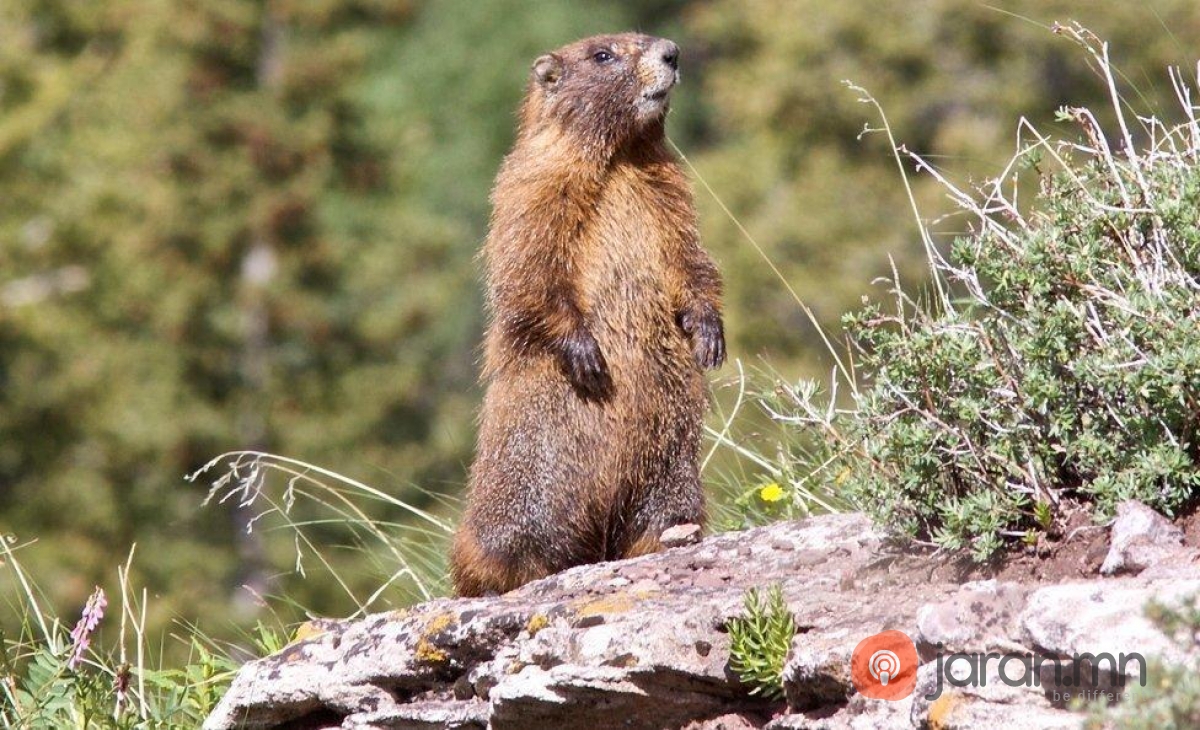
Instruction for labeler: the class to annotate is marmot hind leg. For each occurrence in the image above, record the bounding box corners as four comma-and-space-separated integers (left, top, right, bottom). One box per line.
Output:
617, 466, 705, 560
450, 524, 555, 597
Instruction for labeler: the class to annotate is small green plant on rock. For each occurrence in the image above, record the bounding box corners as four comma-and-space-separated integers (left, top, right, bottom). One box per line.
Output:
728, 583, 796, 700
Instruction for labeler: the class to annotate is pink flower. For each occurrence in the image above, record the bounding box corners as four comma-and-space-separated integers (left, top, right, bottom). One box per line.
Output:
67, 586, 106, 670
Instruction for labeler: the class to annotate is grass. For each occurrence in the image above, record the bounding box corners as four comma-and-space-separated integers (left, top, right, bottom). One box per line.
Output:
0, 451, 454, 727
0, 539, 243, 728
190, 450, 455, 613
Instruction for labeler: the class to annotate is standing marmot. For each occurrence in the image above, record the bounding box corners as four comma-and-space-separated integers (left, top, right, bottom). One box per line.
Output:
451, 33, 725, 597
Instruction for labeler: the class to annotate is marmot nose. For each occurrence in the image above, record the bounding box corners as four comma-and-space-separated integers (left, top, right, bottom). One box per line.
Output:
654, 39, 679, 70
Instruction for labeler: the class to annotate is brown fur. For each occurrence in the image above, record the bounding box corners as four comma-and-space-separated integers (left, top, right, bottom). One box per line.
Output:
451, 33, 725, 597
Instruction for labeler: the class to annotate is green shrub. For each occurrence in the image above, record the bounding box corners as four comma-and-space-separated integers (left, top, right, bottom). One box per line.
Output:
728, 583, 796, 699
770, 27, 1200, 559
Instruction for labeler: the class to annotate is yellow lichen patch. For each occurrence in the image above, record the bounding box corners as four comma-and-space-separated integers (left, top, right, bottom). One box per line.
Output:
573, 593, 636, 618
927, 693, 960, 730
631, 586, 662, 600
415, 639, 449, 664
277, 643, 309, 663
526, 613, 550, 635
422, 612, 457, 635
413, 611, 458, 665
290, 621, 327, 644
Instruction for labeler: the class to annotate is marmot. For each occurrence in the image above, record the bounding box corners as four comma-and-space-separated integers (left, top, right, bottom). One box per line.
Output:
451, 33, 725, 597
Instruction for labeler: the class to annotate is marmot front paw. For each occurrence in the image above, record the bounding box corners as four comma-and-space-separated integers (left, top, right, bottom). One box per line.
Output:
561, 328, 612, 399
679, 306, 726, 370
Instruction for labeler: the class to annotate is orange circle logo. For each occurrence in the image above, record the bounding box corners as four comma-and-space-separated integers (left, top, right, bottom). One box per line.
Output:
850, 630, 918, 700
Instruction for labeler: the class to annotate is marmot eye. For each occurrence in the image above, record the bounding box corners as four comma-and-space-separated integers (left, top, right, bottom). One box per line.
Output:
592, 50, 615, 64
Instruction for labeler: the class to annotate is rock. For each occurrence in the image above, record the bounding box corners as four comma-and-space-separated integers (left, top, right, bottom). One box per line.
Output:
344, 699, 488, 729
489, 664, 735, 729
204, 513, 1200, 730
918, 692, 1081, 730
914, 580, 1029, 652
910, 656, 1079, 729
766, 693, 912, 729
683, 713, 763, 730
782, 631, 857, 711
1100, 500, 1186, 576
662, 523, 704, 548
1021, 581, 1200, 668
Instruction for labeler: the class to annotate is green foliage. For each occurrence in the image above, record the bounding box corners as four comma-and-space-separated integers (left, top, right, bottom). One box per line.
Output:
139, 641, 239, 725
0, 630, 239, 728
686, 2, 1200, 520
0, 0, 476, 641
0, 543, 239, 728
1084, 597, 1200, 729
713, 448, 841, 531
727, 583, 796, 700
769, 29, 1200, 560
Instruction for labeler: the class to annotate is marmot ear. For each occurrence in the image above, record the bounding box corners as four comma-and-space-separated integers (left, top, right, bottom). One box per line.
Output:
532, 54, 564, 87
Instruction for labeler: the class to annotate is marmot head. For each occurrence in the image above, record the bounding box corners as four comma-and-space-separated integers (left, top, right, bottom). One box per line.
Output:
520, 33, 681, 156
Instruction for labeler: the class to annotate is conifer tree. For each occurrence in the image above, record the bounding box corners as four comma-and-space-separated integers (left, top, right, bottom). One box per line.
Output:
0, 0, 474, 624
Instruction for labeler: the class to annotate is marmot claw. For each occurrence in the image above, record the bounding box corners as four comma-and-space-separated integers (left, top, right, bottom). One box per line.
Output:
680, 307, 726, 370
561, 328, 613, 399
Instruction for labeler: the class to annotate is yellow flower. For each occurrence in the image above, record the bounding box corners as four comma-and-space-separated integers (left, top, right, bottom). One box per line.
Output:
758, 482, 786, 503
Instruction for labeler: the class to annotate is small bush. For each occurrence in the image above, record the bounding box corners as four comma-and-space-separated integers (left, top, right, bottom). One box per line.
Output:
727, 583, 796, 699
770, 28, 1200, 559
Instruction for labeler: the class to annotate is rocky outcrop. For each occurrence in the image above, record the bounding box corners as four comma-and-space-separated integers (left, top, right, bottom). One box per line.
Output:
205, 507, 1200, 730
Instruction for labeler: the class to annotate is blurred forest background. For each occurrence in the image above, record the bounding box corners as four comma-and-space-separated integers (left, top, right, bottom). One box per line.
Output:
1, 0, 1198, 648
